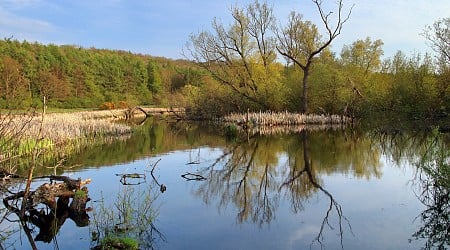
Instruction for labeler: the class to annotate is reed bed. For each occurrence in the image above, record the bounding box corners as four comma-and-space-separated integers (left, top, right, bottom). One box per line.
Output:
245, 124, 346, 136
23, 112, 131, 143
1, 110, 132, 164
223, 111, 351, 126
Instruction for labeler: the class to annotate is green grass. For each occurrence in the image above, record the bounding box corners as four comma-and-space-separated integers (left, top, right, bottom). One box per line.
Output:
99, 236, 139, 250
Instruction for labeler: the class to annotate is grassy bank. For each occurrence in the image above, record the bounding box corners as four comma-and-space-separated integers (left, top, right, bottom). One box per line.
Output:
0, 109, 132, 173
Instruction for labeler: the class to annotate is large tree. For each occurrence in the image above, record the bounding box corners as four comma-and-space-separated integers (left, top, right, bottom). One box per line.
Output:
276, 0, 353, 113
186, 1, 280, 110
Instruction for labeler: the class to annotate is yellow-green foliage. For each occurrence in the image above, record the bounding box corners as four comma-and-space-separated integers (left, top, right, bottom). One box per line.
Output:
17, 138, 54, 155
74, 189, 87, 199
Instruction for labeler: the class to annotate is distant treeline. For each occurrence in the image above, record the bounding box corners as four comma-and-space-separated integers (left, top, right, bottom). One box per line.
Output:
0, 38, 448, 122
0, 39, 205, 109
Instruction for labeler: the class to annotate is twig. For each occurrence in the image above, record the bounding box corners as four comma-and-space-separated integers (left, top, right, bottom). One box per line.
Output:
149, 159, 166, 193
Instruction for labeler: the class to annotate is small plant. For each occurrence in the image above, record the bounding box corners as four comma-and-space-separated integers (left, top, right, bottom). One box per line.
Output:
90, 185, 163, 249
74, 189, 87, 199
97, 236, 139, 250
224, 124, 238, 138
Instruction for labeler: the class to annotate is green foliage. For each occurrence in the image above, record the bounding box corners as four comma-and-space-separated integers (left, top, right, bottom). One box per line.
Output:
74, 189, 88, 199
0, 26, 448, 123
224, 124, 238, 138
340, 37, 384, 74
98, 236, 139, 250
0, 40, 201, 109
147, 59, 162, 94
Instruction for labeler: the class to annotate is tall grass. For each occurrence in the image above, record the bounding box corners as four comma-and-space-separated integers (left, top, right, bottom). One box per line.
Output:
223, 111, 352, 126
0, 110, 132, 172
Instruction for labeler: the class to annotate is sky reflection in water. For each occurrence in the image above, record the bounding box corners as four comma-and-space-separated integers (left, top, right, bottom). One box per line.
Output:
2, 120, 439, 250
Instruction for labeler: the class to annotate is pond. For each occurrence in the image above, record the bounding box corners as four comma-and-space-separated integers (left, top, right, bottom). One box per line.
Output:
1, 118, 448, 249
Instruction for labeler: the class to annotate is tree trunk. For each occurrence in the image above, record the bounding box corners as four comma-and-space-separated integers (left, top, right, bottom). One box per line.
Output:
302, 67, 310, 114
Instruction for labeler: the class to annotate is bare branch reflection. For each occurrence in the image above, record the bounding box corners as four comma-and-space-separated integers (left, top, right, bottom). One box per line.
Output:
410, 129, 449, 249
193, 128, 380, 247
279, 131, 352, 249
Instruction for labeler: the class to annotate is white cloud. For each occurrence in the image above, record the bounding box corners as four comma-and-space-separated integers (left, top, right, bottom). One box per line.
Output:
0, 7, 55, 41
287, 225, 320, 248
335, 0, 449, 56
1, 0, 42, 9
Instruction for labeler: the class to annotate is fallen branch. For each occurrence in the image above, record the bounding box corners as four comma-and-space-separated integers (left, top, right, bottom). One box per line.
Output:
150, 159, 166, 193
115, 173, 146, 185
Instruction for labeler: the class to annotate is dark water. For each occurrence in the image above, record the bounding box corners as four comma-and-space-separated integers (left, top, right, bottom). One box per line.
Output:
1, 119, 448, 250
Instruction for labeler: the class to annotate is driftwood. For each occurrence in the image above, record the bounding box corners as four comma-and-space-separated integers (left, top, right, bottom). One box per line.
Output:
124, 106, 186, 121
150, 159, 166, 193
2, 175, 91, 244
116, 173, 146, 185
124, 106, 150, 120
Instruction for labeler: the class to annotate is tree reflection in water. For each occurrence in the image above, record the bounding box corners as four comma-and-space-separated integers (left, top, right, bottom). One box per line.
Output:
370, 128, 449, 249
195, 128, 381, 248
280, 131, 352, 248
410, 129, 449, 249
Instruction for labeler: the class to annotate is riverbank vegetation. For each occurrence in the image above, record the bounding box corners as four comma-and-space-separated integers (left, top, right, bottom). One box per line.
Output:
0, 109, 131, 176
0, 11, 448, 126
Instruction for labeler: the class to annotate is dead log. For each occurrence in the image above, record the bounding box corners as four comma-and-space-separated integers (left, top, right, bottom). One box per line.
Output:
2, 175, 91, 244
124, 106, 150, 120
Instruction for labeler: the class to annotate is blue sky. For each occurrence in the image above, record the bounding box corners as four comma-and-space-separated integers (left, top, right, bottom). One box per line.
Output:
0, 0, 448, 59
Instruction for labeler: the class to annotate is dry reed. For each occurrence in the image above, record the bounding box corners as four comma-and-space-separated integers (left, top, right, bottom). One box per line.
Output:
223, 111, 351, 126
5, 110, 132, 146
245, 124, 346, 136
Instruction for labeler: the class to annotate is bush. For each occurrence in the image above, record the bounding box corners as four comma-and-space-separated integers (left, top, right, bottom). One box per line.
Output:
99, 102, 115, 110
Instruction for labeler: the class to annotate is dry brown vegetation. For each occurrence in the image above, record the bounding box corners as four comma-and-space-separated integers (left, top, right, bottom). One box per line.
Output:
0, 109, 133, 175
6, 110, 132, 144
223, 111, 351, 126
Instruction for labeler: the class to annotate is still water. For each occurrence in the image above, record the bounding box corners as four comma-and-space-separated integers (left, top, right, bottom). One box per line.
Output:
1, 118, 448, 250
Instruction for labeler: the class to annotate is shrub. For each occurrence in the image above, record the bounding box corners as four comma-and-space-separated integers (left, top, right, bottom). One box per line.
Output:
99, 102, 115, 110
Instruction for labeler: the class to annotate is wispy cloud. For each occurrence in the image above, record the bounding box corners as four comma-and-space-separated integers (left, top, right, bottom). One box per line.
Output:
335, 0, 448, 56
0, 6, 55, 41
0, 0, 446, 59
1, 0, 42, 9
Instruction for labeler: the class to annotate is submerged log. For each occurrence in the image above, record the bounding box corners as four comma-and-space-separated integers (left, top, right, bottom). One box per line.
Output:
2, 175, 92, 243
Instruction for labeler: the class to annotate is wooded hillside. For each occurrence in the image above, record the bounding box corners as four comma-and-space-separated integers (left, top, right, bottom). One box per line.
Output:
0, 39, 205, 109
0, 37, 448, 122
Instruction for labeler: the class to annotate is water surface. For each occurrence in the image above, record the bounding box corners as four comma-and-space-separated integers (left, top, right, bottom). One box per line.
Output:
1, 119, 447, 249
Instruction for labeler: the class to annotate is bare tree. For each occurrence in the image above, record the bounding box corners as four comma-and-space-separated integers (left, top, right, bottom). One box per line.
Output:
186, 1, 278, 110
276, 0, 353, 113
422, 18, 450, 109
422, 18, 450, 66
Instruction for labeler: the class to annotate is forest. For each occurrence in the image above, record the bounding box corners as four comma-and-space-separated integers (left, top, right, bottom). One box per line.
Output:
0, 2, 448, 125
